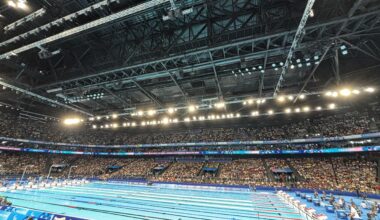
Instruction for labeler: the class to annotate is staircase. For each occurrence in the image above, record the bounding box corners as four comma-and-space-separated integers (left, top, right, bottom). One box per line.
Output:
262, 159, 275, 181
197, 162, 206, 176
286, 159, 304, 181
329, 158, 339, 185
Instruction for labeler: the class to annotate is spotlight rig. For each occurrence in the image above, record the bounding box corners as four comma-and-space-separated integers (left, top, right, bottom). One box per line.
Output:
163, 0, 193, 21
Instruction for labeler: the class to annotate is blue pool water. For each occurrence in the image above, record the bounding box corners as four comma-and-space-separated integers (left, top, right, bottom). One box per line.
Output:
0, 182, 305, 220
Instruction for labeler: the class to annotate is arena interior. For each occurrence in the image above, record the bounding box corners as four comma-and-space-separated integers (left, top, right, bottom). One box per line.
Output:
0, 0, 379, 219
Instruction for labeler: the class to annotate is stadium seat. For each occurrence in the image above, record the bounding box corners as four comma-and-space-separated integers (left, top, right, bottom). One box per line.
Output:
313, 199, 321, 206
26, 210, 44, 218
0, 210, 11, 220
325, 205, 335, 213
336, 210, 348, 219
306, 195, 313, 202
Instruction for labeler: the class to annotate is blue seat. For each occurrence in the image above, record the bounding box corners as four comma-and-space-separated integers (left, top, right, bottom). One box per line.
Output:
325, 205, 335, 213
38, 212, 55, 220
313, 199, 321, 206
301, 193, 306, 199
26, 210, 44, 218
336, 210, 348, 219
295, 191, 301, 197
11, 213, 29, 220
13, 208, 28, 216
0, 210, 12, 220
306, 195, 313, 202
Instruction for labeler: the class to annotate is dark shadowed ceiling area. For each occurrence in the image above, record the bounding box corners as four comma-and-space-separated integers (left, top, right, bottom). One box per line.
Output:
0, 0, 379, 122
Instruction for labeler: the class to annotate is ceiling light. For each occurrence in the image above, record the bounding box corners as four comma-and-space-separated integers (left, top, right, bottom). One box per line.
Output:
167, 107, 176, 114
188, 105, 197, 112
235, 113, 241, 118
295, 108, 300, 113
89, 117, 95, 121
122, 123, 127, 127
287, 95, 294, 101
16, 1, 27, 10
277, 96, 285, 102
184, 117, 190, 122
8, 1, 16, 8
290, 65, 295, 69
112, 114, 118, 119
113, 123, 118, 128
299, 94, 305, 99
214, 102, 225, 109
92, 125, 97, 129
141, 121, 146, 126
147, 109, 156, 116
303, 106, 310, 112
63, 118, 81, 125
352, 89, 360, 95
285, 108, 292, 114
267, 110, 274, 115
309, 9, 315, 17
131, 122, 136, 127
316, 106, 322, 111
162, 117, 169, 124
339, 88, 351, 96
137, 111, 144, 116
365, 87, 375, 93
251, 111, 259, 116
328, 103, 336, 109
247, 99, 254, 105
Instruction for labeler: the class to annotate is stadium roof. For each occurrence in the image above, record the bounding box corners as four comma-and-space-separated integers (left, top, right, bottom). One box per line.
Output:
0, 0, 379, 119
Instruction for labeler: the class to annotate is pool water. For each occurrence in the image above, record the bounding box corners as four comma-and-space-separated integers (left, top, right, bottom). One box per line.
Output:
0, 182, 305, 220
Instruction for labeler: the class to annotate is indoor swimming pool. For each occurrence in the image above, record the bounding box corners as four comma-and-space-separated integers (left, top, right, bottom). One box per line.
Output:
0, 182, 305, 220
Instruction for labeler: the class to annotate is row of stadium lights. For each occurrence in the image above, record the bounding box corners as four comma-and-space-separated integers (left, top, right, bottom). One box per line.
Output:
64, 93, 105, 104
87, 87, 375, 121
233, 46, 349, 78
232, 56, 321, 77
91, 103, 337, 129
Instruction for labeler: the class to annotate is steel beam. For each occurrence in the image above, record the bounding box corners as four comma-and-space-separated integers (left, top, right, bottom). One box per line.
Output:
0, 79, 92, 116
273, 0, 315, 97
293, 44, 332, 103
131, 79, 163, 107
0, 0, 171, 60
36, 9, 380, 92
209, 51, 223, 99
168, 71, 187, 99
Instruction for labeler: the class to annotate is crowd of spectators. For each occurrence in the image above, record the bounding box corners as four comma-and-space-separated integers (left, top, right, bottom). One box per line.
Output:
0, 152, 378, 194
332, 158, 377, 193
291, 158, 338, 190
0, 110, 373, 147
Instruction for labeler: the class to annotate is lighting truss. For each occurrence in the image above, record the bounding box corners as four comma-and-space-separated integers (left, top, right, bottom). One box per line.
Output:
0, 0, 170, 60
3, 8, 46, 32
273, 0, 315, 96
0, 0, 119, 48
0, 79, 92, 116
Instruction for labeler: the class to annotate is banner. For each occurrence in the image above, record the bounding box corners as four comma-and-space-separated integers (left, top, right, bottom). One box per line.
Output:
0, 132, 378, 148
0, 145, 378, 156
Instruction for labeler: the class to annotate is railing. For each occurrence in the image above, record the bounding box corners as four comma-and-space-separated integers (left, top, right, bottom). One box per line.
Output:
0, 145, 378, 156
0, 132, 379, 148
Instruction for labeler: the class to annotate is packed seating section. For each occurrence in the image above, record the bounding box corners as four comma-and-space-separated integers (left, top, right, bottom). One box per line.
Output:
0, 153, 377, 194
